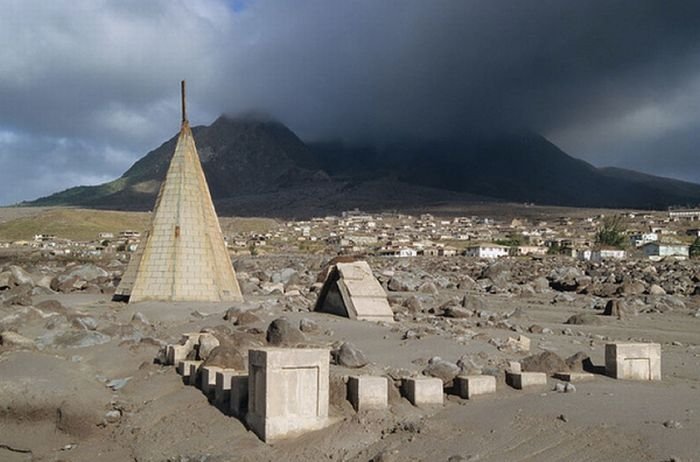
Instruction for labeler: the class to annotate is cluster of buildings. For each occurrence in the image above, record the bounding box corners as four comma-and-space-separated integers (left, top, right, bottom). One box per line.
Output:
0, 230, 143, 259
2, 208, 698, 262
224, 208, 697, 261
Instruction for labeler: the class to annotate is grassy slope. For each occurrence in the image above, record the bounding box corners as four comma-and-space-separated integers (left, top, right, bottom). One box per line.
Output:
0, 207, 279, 242
0, 208, 152, 241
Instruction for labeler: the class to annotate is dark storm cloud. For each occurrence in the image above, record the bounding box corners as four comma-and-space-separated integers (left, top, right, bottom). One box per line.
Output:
1, 0, 699, 204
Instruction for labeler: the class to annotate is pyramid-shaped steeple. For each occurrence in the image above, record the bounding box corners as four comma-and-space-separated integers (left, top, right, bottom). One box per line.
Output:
115, 81, 243, 303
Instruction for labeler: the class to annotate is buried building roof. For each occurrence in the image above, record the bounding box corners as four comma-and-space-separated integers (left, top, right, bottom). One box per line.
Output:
314, 260, 394, 323
114, 81, 242, 303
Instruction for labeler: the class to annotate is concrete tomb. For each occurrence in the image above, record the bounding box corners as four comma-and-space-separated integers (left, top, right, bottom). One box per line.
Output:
314, 261, 394, 323
402, 377, 444, 406
200, 366, 223, 398
177, 359, 202, 377
246, 348, 332, 442
347, 376, 389, 411
214, 369, 241, 407
166, 344, 191, 366
229, 374, 249, 418
506, 371, 548, 389
455, 375, 496, 399
605, 343, 661, 380
165, 332, 217, 366
114, 81, 242, 303
187, 362, 201, 386
508, 361, 522, 373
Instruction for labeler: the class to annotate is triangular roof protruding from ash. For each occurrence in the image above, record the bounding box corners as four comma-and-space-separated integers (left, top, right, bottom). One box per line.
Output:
114, 81, 243, 303
315, 260, 394, 323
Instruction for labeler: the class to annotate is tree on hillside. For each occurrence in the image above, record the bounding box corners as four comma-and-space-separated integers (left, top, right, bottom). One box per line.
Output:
691, 236, 700, 258
595, 215, 627, 249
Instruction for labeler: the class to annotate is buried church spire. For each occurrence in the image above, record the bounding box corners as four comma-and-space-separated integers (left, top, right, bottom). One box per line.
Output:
114, 81, 243, 303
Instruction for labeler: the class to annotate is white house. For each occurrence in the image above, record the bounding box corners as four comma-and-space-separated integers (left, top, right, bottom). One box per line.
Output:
591, 248, 626, 261
439, 246, 458, 257
669, 209, 700, 221
515, 245, 548, 256
464, 244, 509, 259
398, 247, 418, 257
119, 230, 141, 239
642, 242, 689, 261
629, 232, 658, 247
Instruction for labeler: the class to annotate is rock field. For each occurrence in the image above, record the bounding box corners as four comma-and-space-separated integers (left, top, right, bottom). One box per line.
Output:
0, 254, 699, 461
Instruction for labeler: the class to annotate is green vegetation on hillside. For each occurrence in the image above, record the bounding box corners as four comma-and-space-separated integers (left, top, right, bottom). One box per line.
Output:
0, 208, 279, 242
0, 208, 151, 241
595, 215, 627, 249
691, 236, 700, 259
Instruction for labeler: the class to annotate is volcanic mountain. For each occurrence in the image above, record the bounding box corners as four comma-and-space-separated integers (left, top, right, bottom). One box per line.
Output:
29, 115, 700, 216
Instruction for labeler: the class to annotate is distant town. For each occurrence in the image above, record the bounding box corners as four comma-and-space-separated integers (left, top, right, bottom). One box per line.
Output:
11, 207, 700, 262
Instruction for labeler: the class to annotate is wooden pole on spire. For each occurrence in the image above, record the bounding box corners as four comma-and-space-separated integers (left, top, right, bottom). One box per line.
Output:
181, 80, 187, 126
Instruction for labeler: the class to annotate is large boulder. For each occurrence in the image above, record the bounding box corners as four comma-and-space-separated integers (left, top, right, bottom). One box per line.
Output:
387, 274, 417, 292
0, 271, 16, 289
482, 261, 511, 287
652, 295, 686, 312
1, 283, 33, 306
197, 333, 221, 360
565, 313, 602, 325
0, 331, 36, 350
65, 264, 109, 282
423, 357, 461, 386
403, 295, 426, 313
548, 267, 587, 292
271, 268, 298, 285
35, 299, 67, 314
266, 317, 305, 346
443, 306, 473, 318
418, 281, 439, 295
461, 294, 486, 311
521, 351, 569, 374
618, 281, 645, 296
201, 345, 246, 370
335, 342, 368, 368
8, 265, 35, 286
532, 277, 550, 293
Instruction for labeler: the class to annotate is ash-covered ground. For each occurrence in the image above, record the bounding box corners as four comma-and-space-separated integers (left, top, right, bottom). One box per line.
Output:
1, 254, 699, 461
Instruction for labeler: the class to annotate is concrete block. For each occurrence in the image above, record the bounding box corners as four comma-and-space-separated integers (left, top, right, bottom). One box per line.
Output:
187, 362, 201, 386
166, 344, 190, 365
553, 372, 595, 382
214, 369, 240, 407
229, 374, 249, 418
246, 348, 332, 442
605, 343, 661, 380
455, 375, 496, 399
177, 360, 202, 377
401, 377, 443, 406
200, 366, 223, 397
347, 376, 388, 411
506, 372, 547, 389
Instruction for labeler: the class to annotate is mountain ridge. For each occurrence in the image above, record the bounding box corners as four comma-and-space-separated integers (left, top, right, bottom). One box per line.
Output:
27, 115, 700, 216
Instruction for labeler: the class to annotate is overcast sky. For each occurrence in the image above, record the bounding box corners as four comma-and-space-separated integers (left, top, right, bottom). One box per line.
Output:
1, 0, 700, 205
